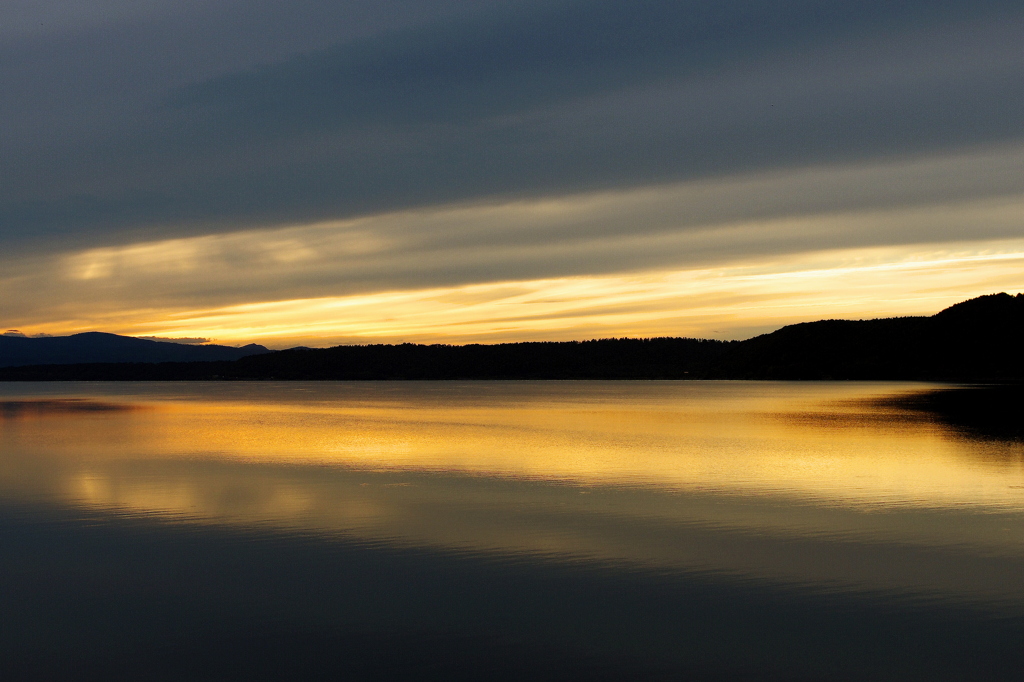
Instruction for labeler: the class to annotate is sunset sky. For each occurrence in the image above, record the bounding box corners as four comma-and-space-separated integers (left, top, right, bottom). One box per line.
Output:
2, 0, 1022, 348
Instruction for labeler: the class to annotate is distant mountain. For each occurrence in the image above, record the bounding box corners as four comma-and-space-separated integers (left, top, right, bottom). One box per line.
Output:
0, 332, 270, 368
0, 293, 1020, 381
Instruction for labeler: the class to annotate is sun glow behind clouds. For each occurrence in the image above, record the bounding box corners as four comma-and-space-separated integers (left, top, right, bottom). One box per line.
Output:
3, 146, 1022, 346
43, 239, 1024, 347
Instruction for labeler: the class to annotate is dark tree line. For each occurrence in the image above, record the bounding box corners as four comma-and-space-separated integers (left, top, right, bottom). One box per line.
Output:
1, 293, 1021, 382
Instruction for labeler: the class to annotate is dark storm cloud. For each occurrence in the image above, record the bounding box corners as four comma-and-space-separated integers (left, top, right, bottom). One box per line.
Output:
1, 0, 1023, 252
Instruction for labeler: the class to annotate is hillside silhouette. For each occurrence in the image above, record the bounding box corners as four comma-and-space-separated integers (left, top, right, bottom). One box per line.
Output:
711, 292, 1024, 380
0, 293, 1020, 381
0, 332, 269, 368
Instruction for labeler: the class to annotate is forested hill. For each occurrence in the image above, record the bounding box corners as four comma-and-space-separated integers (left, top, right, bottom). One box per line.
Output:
711, 292, 1024, 380
213, 337, 730, 380
0, 293, 1021, 381
0, 338, 733, 381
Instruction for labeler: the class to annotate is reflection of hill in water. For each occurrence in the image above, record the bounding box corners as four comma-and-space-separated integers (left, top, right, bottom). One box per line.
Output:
888, 386, 1024, 443
0, 399, 143, 419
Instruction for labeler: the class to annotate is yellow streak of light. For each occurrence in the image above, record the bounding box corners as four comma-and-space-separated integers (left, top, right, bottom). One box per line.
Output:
8, 142, 1024, 344
116, 239, 1024, 346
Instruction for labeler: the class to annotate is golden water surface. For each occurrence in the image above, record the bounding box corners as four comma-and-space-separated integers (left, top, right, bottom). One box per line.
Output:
2, 381, 1022, 610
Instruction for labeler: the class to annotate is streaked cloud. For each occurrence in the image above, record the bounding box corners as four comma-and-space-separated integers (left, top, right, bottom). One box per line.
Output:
2, 1, 1022, 340
3, 1, 1023, 248
2, 146, 1022, 345
7, 240, 1022, 346
125, 243, 1024, 347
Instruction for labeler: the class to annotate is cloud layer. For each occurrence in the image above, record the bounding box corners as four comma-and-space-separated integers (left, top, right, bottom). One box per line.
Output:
2, 1, 1023, 341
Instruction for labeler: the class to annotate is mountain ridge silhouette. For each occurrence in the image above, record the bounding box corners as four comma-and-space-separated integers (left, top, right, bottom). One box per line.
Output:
0, 293, 1020, 381
0, 332, 269, 368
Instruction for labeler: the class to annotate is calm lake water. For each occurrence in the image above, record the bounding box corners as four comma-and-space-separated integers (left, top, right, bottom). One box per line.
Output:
1, 381, 1022, 680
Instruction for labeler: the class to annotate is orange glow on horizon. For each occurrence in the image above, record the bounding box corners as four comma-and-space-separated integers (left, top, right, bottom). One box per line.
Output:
5, 146, 1024, 347
14, 238, 1024, 348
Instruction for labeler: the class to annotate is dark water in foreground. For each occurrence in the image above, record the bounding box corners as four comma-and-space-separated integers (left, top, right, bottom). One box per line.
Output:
1, 381, 1022, 681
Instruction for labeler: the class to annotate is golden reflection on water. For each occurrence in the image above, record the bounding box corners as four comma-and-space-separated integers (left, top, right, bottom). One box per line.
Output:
3, 382, 1021, 507
2, 381, 1023, 607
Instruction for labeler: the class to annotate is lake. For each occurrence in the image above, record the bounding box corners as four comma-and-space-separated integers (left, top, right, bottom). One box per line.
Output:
1, 381, 1022, 680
